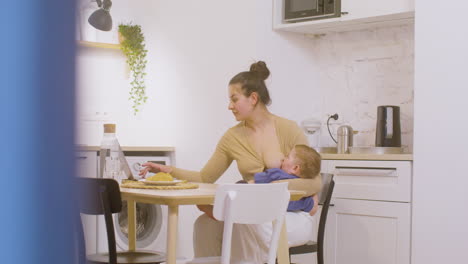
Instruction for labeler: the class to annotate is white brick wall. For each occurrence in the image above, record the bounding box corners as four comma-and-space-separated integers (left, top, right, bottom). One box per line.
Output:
310, 25, 414, 151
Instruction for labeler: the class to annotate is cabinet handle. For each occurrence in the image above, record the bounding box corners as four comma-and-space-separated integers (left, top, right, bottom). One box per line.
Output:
76, 156, 88, 160
341, 12, 349, 15
335, 166, 396, 177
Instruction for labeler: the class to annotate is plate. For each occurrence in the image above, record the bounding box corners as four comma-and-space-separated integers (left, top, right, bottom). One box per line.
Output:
140, 179, 183, 186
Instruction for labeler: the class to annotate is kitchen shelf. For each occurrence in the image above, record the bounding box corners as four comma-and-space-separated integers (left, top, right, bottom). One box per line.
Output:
78, 41, 121, 50
76, 145, 175, 152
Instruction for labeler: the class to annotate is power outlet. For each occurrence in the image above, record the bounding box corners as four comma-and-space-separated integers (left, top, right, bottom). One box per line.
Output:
328, 113, 339, 121
325, 113, 342, 144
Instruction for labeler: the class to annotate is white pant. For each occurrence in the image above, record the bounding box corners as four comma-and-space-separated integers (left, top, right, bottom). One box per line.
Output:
193, 211, 316, 263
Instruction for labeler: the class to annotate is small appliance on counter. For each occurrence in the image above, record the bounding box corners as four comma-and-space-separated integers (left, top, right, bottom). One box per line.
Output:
301, 118, 322, 148
376, 105, 401, 147
337, 125, 353, 154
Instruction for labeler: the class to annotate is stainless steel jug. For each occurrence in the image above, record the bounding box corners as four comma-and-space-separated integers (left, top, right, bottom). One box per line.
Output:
337, 125, 353, 154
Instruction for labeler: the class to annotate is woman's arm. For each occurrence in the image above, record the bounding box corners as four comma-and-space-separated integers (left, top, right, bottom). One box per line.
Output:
140, 131, 234, 183
169, 147, 233, 183
274, 175, 322, 196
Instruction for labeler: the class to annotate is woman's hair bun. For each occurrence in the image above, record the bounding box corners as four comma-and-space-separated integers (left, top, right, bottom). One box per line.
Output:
249, 61, 270, 81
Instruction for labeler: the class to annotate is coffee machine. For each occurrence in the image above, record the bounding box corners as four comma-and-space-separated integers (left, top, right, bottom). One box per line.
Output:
375, 105, 401, 147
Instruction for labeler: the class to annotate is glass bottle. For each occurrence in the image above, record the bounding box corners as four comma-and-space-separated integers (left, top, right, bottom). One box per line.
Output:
99, 124, 123, 181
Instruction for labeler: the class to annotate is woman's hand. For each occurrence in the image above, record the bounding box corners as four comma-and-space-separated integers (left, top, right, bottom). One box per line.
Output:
139, 162, 172, 177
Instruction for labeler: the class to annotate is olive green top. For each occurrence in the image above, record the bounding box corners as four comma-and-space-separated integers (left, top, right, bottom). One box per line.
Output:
171, 115, 322, 196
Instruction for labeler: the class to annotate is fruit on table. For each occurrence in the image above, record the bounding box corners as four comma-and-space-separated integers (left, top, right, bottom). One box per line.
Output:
147, 172, 174, 182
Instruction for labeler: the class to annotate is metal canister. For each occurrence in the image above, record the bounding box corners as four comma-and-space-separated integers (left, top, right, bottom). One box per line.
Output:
337, 125, 354, 154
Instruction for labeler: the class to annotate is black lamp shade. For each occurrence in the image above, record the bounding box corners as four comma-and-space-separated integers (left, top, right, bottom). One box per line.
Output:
88, 9, 112, 31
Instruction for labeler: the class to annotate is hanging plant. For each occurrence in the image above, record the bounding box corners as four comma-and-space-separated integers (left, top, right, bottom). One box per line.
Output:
118, 23, 148, 115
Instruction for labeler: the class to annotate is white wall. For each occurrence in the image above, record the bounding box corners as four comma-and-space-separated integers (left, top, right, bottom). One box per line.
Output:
413, 1, 468, 263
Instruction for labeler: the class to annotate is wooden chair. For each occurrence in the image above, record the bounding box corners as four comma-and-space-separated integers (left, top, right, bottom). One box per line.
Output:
288, 173, 335, 264
75, 178, 165, 264
187, 182, 291, 264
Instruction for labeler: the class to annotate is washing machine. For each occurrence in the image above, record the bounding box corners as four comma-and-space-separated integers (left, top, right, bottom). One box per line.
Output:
97, 156, 171, 254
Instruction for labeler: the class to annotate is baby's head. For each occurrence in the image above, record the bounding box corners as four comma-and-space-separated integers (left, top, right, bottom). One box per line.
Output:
280, 145, 321, 179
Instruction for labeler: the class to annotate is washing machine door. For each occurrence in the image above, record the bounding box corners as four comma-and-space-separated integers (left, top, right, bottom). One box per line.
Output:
114, 201, 163, 250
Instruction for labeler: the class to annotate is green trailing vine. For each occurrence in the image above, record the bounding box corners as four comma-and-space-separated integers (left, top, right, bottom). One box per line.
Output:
118, 23, 148, 115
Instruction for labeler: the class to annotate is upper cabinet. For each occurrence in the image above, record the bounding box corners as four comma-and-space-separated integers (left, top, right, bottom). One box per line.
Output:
273, 0, 414, 34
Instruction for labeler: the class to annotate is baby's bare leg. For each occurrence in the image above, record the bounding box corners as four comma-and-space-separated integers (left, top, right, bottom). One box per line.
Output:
309, 194, 319, 216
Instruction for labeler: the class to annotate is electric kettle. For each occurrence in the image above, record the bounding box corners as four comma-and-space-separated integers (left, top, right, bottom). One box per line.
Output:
375, 105, 401, 147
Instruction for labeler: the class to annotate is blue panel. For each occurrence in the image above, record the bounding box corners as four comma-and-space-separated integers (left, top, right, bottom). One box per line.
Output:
0, 0, 77, 263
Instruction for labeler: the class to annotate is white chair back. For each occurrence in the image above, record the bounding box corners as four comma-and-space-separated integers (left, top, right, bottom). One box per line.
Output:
213, 182, 290, 264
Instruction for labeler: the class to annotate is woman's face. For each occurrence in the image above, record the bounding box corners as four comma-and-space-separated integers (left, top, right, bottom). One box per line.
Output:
228, 84, 256, 121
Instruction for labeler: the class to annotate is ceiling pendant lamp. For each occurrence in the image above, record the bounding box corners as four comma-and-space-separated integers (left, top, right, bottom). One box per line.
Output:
88, 0, 113, 31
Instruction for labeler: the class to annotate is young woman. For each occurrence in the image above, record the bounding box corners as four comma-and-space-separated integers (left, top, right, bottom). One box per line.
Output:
140, 61, 321, 263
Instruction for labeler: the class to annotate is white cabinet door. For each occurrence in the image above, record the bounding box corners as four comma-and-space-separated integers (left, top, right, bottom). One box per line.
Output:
341, 0, 414, 21
325, 198, 410, 264
76, 151, 97, 178
76, 151, 98, 254
321, 160, 329, 174
329, 160, 412, 202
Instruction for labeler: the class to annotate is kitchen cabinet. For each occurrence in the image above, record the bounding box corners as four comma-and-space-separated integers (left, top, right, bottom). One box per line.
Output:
273, 0, 414, 35
341, 0, 414, 22
326, 198, 410, 264
76, 151, 98, 255
321, 158, 412, 264
76, 151, 98, 178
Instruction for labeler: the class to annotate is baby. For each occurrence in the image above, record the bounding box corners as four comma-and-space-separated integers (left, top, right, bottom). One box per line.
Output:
253, 144, 321, 215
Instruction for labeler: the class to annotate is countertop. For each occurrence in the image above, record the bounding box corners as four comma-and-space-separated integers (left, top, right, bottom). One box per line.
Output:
76, 145, 175, 152
320, 153, 413, 161
76, 146, 412, 160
